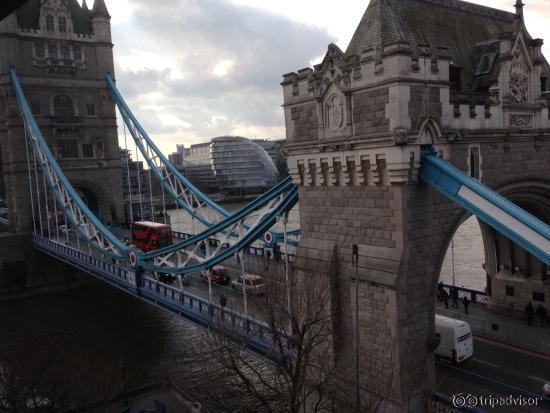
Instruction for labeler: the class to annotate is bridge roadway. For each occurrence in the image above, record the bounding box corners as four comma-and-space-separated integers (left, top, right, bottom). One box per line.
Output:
436, 337, 550, 412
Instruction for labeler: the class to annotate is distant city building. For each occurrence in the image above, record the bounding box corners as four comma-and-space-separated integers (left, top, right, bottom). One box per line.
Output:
253, 139, 288, 179
180, 136, 279, 199
120, 149, 152, 221
168, 144, 186, 171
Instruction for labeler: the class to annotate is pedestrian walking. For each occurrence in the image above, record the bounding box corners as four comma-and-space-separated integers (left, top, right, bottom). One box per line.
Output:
525, 301, 534, 326
463, 296, 470, 315
441, 289, 449, 309
437, 282, 444, 302
451, 287, 459, 308
219, 293, 227, 308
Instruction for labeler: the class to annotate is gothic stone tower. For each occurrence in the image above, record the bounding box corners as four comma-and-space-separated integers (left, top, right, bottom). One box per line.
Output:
282, 0, 550, 411
0, 0, 123, 233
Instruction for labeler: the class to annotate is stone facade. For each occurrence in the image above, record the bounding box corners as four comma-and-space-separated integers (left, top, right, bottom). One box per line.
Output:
282, 0, 550, 411
0, 0, 123, 233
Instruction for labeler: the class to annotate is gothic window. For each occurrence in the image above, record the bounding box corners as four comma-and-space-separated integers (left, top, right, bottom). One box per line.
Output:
82, 144, 94, 158
53, 94, 75, 116
57, 139, 79, 159
58, 16, 67, 33
45, 15, 54, 32
86, 102, 96, 116
35, 42, 45, 58
60, 45, 70, 60
31, 101, 41, 115
73, 46, 82, 61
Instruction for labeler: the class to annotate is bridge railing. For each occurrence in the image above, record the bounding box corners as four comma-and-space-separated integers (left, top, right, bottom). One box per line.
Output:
172, 230, 295, 263
33, 234, 289, 359
436, 308, 550, 355
439, 283, 488, 304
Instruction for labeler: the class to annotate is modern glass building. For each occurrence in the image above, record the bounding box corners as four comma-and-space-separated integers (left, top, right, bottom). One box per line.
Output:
184, 136, 279, 198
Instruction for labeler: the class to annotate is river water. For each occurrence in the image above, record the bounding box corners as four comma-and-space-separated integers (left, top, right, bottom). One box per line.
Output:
0, 203, 485, 408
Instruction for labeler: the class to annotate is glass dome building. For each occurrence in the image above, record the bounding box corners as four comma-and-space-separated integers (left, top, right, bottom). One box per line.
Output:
185, 136, 279, 198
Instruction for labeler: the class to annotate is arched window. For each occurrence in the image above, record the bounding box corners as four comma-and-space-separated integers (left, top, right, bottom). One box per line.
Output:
58, 16, 67, 33
45, 15, 54, 32
53, 94, 74, 116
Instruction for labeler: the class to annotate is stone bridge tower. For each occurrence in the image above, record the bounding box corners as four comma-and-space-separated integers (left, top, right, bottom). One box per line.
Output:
282, 0, 550, 411
0, 0, 123, 233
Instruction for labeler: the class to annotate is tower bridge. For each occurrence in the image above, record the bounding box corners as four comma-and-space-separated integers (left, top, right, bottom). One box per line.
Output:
282, 0, 550, 410
0, 0, 549, 412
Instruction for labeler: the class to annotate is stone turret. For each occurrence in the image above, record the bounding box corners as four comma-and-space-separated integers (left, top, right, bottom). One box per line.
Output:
92, 0, 111, 43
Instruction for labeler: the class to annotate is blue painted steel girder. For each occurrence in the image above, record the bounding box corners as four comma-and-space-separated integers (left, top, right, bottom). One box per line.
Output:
420, 149, 550, 265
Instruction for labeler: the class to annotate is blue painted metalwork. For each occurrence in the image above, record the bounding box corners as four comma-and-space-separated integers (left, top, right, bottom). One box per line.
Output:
106, 75, 300, 246
11, 68, 130, 260
141, 177, 294, 259
33, 235, 289, 360
420, 148, 550, 265
138, 186, 299, 274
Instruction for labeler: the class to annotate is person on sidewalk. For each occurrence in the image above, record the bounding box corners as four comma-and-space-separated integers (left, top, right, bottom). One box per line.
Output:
437, 282, 444, 302
463, 296, 470, 315
219, 293, 227, 308
441, 289, 449, 309
525, 301, 534, 326
451, 287, 460, 308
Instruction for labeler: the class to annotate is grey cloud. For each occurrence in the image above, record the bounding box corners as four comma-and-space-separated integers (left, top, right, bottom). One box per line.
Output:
112, 0, 333, 144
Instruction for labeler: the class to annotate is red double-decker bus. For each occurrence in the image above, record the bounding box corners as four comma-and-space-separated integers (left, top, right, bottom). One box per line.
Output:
131, 221, 172, 252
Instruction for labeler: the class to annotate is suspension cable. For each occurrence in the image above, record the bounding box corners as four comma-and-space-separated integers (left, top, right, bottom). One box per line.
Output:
239, 251, 248, 318
123, 121, 133, 225
135, 141, 144, 220
23, 123, 37, 234
53, 188, 60, 242
148, 168, 155, 221
161, 181, 167, 225
32, 147, 43, 236
42, 171, 51, 239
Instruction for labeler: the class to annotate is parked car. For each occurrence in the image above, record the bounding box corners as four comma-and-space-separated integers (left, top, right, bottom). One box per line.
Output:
200, 265, 231, 285
434, 314, 473, 365
231, 274, 265, 296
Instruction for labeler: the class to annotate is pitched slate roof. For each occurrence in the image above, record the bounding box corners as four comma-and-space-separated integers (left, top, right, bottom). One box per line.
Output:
348, 0, 516, 78
92, 0, 110, 18
16, 0, 93, 34
346, 0, 550, 91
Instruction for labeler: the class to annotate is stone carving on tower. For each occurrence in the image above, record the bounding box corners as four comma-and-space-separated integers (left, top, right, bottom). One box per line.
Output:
325, 94, 344, 131
509, 42, 530, 103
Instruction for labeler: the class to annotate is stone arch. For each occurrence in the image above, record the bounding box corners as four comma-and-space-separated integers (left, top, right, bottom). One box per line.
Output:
73, 181, 103, 219
430, 178, 550, 301
418, 116, 442, 145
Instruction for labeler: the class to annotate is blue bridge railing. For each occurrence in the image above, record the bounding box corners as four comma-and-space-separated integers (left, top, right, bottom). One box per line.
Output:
33, 235, 288, 360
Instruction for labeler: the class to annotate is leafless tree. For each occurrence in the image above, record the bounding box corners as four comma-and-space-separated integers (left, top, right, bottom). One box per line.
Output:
203, 249, 343, 413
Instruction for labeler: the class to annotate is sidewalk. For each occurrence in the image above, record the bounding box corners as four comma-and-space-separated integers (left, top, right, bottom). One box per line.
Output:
436, 300, 550, 355
436, 299, 550, 339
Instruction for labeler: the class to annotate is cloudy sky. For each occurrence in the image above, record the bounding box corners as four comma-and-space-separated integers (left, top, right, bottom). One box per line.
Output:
96, 0, 550, 156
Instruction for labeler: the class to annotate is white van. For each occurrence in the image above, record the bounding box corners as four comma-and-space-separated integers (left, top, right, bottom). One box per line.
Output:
434, 314, 473, 364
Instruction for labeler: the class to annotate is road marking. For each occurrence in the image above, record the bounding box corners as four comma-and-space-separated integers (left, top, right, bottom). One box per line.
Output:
529, 376, 550, 384
472, 358, 499, 368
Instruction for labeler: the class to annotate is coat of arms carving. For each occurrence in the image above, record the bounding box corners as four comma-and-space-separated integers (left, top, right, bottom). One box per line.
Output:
326, 94, 344, 131
509, 46, 529, 103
